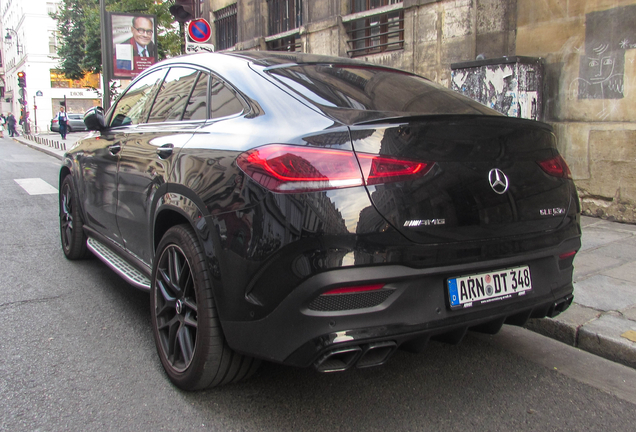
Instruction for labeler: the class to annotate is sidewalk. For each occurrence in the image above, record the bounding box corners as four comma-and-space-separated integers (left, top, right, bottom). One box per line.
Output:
526, 217, 636, 368
12, 132, 84, 161
10, 134, 636, 369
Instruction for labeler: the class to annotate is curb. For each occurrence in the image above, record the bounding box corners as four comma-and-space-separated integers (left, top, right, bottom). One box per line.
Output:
12, 136, 65, 161
526, 304, 636, 369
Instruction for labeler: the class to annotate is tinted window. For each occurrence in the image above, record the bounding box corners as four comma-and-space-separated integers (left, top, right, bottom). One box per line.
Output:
268, 65, 497, 115
183, 73, 209, 121
110, 69, 167, 127
210, 78, 243, 119
147, 67, 199, 123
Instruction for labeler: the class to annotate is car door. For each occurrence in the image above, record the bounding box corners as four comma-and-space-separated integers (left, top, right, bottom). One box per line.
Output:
69, 114, 86, 131
116, 67, 209, 264
79, 69, 167, 244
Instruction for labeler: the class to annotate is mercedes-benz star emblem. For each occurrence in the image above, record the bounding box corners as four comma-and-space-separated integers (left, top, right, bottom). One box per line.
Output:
488, 168, 509, 194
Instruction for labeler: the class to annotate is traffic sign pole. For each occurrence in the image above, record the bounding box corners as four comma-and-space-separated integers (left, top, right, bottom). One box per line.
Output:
100, 0, 111, 110
33, 95, 37, 133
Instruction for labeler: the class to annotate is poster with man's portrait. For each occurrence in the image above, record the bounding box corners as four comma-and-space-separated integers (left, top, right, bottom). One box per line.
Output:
110, 13, 157, 79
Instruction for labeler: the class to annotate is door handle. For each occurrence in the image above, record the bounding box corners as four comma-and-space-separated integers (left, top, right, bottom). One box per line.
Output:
157, 143, 174, 159
108, 144, 121, 155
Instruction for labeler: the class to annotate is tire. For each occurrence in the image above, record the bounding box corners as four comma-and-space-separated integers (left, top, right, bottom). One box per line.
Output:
59, 175, 90, 260
151, 224, 260, 390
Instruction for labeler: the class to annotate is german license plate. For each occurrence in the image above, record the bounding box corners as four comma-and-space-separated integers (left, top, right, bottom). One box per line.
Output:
447, 266, 532, 310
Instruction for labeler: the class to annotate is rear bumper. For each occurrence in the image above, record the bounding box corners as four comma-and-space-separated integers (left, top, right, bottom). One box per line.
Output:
222, 236, 580, 368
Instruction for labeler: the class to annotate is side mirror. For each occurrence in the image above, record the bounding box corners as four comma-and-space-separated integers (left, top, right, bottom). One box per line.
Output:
84, 106, 106, 131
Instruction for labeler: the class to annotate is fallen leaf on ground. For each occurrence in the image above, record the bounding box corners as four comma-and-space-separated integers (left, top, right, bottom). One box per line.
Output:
621, 330, 636, 342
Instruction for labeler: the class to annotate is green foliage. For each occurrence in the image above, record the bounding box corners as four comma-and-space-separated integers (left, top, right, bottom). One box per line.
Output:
52, 0, 182, 81
52, 0, 88, 80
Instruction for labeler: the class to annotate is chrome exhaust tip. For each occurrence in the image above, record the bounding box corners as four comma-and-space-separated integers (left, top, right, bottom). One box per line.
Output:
314, 346, 362, 373
356, 341, 397, 369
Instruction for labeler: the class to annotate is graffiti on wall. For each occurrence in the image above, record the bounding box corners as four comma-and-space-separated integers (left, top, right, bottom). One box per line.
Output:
571, 5, 636, 100
451, 60, 542, 120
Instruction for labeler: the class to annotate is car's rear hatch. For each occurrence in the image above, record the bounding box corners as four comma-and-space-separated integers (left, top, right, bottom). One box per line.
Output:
349, 115, 574, 244
261, 61, 575, 244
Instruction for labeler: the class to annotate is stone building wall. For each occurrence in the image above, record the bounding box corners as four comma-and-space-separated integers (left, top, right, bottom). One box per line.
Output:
205, 0, 636, 223
516, 0, 636, 222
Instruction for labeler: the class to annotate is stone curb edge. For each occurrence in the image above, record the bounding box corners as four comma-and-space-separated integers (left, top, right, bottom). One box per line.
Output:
13, 137, 64, 161
525, 310, 636, 370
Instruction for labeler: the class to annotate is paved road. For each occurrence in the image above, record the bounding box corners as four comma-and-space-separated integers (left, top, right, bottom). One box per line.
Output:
1, 137, 636, 431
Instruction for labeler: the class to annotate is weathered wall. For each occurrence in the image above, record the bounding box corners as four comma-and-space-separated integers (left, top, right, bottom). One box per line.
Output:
517, 0, 636, 222
450, 57, 543, 120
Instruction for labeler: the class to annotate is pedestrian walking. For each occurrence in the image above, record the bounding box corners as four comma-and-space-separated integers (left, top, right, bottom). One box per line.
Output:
57, 106, 68, 140
6, 112, 17, 137
0, 114, 5, 138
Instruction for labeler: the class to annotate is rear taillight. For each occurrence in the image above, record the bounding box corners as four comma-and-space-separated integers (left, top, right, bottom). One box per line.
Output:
357, 154, 432, 185
237, 144, 433, 193
538, 155, 572, 179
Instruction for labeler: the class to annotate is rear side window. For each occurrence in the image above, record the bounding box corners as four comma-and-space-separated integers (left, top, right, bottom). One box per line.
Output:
210, 78, 243, 119
183, 73, 209, 121
268, 65, 497, 116
147, 67, 199, 123
110, 69, 167, 127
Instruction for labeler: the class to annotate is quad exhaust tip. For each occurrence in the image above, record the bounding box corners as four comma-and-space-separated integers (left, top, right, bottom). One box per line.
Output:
314, 341, 398, 373
548, 295, 574, 318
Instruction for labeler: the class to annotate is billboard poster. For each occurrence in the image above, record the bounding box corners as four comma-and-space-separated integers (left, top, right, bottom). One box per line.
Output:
109, 13, 157, 79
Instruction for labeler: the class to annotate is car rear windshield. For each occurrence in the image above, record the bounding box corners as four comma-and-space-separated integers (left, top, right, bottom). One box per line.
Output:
267, 65, 497, 116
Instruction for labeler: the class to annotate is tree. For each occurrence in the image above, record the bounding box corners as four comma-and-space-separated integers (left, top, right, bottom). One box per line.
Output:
52, 0, 182, 81
53, 0, 88, 80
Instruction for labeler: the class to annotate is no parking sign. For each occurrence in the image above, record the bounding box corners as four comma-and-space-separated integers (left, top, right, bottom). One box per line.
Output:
188, 19, 211, 43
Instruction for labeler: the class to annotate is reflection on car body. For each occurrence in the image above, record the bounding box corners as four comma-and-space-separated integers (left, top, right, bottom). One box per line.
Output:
59, 51, 581, 391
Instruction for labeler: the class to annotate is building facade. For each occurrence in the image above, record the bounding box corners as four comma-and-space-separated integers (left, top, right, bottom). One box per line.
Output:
0, 0, 100, 133
200, 0, 636, 223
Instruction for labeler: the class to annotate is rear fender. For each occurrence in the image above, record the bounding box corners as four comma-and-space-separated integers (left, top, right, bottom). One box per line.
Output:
152, 187, 233, 323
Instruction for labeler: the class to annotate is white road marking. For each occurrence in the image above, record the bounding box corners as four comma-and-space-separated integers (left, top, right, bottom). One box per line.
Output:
14, 178, 58, 195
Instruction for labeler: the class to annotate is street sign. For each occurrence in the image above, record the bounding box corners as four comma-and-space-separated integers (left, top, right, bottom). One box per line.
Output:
36, 90, 43, 96
187, 19, 211, 43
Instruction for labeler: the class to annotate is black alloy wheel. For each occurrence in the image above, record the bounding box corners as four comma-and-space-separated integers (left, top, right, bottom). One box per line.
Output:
59, 175, 89, 260
151, 225, 260, 390
153, 241, 198, 373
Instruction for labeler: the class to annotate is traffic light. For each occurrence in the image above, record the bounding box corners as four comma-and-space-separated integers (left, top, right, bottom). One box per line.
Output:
169, 0, 195, 23
17, 71, 26, 88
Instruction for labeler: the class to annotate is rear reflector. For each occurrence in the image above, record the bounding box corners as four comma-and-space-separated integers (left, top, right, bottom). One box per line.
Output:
538, 155, 572, 179
237, 144, 433, 193
322, 284, 386, 296
559, 250, 577, 260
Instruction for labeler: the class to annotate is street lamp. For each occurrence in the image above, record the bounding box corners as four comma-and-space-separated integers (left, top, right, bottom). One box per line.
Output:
5, 28, 23, 55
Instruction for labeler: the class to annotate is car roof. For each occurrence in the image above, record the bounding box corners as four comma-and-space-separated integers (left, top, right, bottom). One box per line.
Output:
124, 51, 499, 126
225, 51, 371, 68
148, 51, 410, 77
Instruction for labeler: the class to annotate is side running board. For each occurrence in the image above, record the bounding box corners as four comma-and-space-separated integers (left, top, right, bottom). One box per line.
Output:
86, 237, 151, 291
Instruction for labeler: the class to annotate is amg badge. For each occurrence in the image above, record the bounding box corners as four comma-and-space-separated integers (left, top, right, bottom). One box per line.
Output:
404, 219, 446, 227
